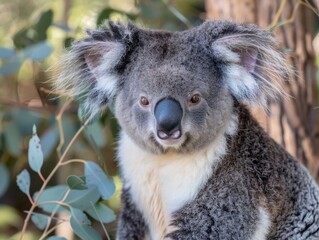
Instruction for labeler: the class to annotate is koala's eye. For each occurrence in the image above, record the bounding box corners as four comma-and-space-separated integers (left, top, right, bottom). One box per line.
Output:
190, 94, 201, 104
140, 96, 150, 106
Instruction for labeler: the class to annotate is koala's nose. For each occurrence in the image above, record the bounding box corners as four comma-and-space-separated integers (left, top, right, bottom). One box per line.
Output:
154, 98, 183, 139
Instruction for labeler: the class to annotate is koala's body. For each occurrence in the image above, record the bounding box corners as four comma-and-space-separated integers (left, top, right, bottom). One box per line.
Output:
56, 20, 319, 239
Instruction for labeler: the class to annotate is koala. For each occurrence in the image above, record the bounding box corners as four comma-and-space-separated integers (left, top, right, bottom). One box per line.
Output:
55, 20, 319, 239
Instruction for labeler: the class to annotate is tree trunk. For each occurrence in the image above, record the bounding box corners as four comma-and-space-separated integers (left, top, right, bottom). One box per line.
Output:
205, 0, 319, 181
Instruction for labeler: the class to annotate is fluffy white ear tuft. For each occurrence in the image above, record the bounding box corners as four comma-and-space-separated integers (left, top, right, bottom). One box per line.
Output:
212, 30, 292, 110
53, 31, 127, 120
83, 41, 125, 98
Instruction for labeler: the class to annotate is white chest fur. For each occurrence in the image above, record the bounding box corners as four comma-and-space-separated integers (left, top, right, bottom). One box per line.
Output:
118, 134, 228, 239
117, 115, 238, 239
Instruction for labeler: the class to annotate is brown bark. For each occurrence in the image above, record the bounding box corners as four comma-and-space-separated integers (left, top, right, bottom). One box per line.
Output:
205, 0, 319, 181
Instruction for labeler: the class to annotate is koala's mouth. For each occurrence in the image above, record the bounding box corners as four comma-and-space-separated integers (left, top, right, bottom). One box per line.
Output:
157, 129, 181, 140
155, 130, 186, 149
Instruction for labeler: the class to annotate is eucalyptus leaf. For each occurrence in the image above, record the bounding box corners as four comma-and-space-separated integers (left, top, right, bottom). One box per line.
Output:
47, 237, 67, 240
96, 8, 117, 26
85, 202, 116, 223
12, 109, 42, 136
31, 212, 49, 230
67, 175, 87, 190
96, 8, 136, 26
34, 9, 53, 41
4, 123, 22, 156
22, 41, 52, 61
16, 169, 31, 196
0, 47, 16, 59
83, 121, 107, 148
84, 161, 115, 200
70, 208, 102, 240
28, 125, 44, 173
34, 185, 68, 213
0, 164, 10, 198
35, 185, 100, 212
65, 187, 100, 210
0, 60, 21, 75
13, 27, 33, 49
40, 124, 59, 160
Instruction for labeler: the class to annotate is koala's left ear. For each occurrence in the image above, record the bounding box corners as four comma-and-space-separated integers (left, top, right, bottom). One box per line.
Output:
212, 24, 291, 109
54, 22, 135, 119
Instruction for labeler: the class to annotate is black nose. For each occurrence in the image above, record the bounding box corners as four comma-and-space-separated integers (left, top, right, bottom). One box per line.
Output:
154, 98, 183, 139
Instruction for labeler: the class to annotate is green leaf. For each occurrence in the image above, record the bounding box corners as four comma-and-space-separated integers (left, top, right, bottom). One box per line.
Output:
13, 28, 34, 49
22, 41, 52, 61
0, 48, 16, 59
0, 60, 21, 75
84, 162, 115, 200
63, 37, 74, 48
84, 121, 107, 148
96, 8, 137, 26
31, 212, 49, 230
34, 10, 53, 41
40, 124, 59, 160
35, 185, 100, 212
96, 8, 117, 26
67, 175, 87, 190
34, 185, 68, 213
12, 109, 42, 136
28, 125, 44, 173
65, 187, 100, 210
85, 202, 116, 223
16, 169, 31, 196
47, 237, 67, 240
4, 123, 22, 156
70, 208, 102, 240
0, 164, 10, 198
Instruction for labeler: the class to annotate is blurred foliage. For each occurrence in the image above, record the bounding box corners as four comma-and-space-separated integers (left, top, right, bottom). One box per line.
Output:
0, 0, 205, 239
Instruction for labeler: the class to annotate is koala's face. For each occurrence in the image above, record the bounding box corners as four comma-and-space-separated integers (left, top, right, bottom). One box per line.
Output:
56, 21, 289, 154
114, 37, 234, 153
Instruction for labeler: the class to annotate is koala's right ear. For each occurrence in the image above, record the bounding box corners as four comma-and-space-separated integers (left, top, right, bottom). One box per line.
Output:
54, 22, 135, 119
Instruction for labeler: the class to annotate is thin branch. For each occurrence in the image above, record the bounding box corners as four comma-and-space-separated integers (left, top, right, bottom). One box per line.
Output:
269, 0, 287, 29
56, 98, 73, 159
39, 87, 73, 97
0, 97, 77, 114
60, 159, 86, 166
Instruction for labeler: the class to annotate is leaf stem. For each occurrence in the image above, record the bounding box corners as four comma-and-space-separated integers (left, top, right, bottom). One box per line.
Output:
56, 98, 73, 159
27, 194, 34, 205
39, 171, 46, 182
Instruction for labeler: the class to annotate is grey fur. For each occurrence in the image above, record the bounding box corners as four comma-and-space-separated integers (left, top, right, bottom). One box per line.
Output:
54, 20, 319, 239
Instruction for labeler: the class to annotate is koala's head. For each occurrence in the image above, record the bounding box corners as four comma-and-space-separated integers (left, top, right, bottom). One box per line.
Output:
55, 21, 290, 154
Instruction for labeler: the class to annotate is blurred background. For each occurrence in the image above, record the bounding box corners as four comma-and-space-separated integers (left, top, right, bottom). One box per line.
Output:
0, 0, 318, 239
